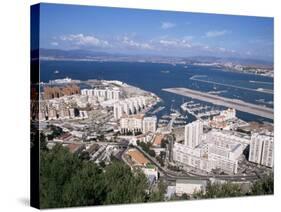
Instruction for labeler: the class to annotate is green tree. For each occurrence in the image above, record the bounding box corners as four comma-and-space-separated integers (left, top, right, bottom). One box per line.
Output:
40, 143, 161, 208
40, 144, 81, 208
79, 151, 90, 161
250, 173, 274, 195
103, 162, 148, 204
40, 132, 48, 151
148, 179, 166, 202
193, 182, 244, 199
62, 163, 106, 207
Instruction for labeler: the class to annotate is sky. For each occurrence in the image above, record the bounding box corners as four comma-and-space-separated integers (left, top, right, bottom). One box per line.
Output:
38, 3, 274, 62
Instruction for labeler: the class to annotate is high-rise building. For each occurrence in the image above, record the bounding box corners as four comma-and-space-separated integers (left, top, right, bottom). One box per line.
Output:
249, 133, 274, 168
142, 116, 157, 134
59, 105, 70, 119
113, 103, 123, 120
261, 136, 274, 167
249, 134, 263, 164
48, 107, 57, 120
184, 120, 203, 148
120, 115, 144, 133
113, 96, 148, 120
81, 88, 120, 101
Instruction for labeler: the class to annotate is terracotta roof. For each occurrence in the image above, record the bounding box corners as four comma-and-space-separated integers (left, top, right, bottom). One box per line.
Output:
127, 149, 149, 166
153, 134, 164, 146
67, 143, 83, 153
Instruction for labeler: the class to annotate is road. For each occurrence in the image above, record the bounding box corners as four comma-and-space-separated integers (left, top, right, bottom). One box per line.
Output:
163, 87, 273, 120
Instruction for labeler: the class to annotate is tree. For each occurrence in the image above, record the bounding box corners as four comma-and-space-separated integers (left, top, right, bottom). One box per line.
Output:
161, 139, 169, 148
193, 182, 244, 199
148, 149, 156, 157
62, 163, 106, 207
40, 144, 81, 208
103, 162, 148, 204
40, 132, 48, 151
79, 151, 90, 161
40, 144, 162, 208
250, 173, 274, 195
149, 179, 167, 202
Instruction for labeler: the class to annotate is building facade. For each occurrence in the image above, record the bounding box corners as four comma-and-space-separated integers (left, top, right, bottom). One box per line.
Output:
249, 133, 274, 167
142, 116, 157, 134
184, 120, 203, 148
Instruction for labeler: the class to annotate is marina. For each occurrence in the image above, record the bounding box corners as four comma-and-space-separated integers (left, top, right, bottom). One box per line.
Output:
180, 101, 220, 119
163, 87, 274, 120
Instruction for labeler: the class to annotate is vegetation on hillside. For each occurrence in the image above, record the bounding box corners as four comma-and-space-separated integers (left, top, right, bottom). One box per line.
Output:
40, 143, 164, 208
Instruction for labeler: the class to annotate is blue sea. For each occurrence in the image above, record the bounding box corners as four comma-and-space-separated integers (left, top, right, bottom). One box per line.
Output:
40, 61, 274, 123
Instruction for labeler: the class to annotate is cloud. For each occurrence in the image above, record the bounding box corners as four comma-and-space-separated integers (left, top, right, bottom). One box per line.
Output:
161, 22, 176, 29
205, 30, 230, 38
183, 36, 193, 41
158, 38, 192, 48
246, 51, 252, 56
121, 36, 153, 50
60, 34, 110, 47
54, 33, 239, 58
218, 47, 226, 52
50, 42, 59, 46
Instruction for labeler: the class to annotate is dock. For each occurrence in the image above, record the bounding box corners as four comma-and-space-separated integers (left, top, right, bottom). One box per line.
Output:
163, 87, 273, 120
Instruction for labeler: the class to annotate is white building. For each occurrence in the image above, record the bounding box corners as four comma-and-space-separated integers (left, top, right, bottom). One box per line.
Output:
58, 105, 70, 119
249, 133, 274, 167
113, 96, 148, 120
120, 115, 157, 134
81, 88, 120, 101
114, 103, 123, 120
69, 108, 76, 118
47, 107, 57, 120
172, 129, 244, 174
261, 137, 274, 167
249, 134, 263, 164
206, 131, 244, 161
120, 115, 144, 133
142, 116, 157, 134
219, 108, 236, 120
173, 142, 239, 174
79, 110, 88, 119
142, 166, 158, 181
184, 120, 203, 148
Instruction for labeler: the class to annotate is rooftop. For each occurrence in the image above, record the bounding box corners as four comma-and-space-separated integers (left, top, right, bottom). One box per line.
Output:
153, 134, 164, 146
127, 149, 149, 166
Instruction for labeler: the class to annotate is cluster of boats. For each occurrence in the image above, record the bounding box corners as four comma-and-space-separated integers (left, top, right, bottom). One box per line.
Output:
180, 100, 221, 119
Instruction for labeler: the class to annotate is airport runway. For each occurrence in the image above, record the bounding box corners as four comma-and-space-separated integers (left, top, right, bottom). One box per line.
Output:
163, 87, 273, 120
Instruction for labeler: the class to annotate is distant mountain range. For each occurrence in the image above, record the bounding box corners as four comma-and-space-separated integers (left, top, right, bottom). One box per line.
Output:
37, 48, 273, 67
188, 56, 273, 66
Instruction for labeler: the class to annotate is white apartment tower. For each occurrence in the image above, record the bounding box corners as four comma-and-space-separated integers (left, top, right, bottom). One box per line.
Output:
249, 133, 264, 164
261, 136, 274, 167
142, 116, 157, 134
184, 120, 203, 149
249, 133, 274, 167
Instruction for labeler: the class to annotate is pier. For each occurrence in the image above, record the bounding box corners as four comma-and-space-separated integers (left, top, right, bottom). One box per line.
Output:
163, 87, 273, 120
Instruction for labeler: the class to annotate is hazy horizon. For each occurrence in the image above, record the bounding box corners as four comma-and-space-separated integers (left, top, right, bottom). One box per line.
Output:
37, 3, 274, 62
